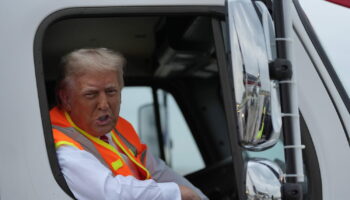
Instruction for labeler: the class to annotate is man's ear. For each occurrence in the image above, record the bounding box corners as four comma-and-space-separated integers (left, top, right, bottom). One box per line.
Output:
59, 89, 71, 112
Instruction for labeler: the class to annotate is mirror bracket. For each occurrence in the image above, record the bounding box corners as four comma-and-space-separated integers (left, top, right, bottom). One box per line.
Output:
269, 58, 292, 80
282, 182, 303, 200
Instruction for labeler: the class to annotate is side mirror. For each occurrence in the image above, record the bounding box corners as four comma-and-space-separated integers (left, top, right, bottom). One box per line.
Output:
246, 158, 284, 199
227, 0, 282, 151
138, 104, 161, 158
138, 101, 172, 164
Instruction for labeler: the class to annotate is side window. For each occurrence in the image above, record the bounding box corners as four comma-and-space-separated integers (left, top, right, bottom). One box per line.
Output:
120, 87, 205, 175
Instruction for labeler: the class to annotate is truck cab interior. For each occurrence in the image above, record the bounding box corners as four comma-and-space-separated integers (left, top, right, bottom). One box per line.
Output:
39, 9, 240, 200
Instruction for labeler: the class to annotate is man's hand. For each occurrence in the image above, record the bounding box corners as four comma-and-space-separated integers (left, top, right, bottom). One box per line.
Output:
179, 185, 201, 200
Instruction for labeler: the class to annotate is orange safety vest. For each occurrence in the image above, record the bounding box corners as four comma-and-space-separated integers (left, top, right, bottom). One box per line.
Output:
50, 106, 151, 180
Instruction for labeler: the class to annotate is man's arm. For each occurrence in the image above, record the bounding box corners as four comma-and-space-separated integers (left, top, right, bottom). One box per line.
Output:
146, 151, 208, 200
57, 146, 181, 200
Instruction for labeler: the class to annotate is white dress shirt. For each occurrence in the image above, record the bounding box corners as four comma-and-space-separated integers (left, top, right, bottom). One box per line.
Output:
56, 133, 208, 200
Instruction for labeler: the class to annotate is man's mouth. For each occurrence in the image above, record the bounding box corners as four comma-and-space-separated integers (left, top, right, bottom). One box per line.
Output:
96, 114, 112, 126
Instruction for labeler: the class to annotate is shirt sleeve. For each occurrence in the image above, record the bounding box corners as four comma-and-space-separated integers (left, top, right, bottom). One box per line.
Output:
146, 151, 209, 200
57, 145, 181, 200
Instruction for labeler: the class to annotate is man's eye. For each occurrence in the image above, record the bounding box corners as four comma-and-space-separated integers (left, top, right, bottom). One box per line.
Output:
106, 89, 117, 95
84, 93, 96, 98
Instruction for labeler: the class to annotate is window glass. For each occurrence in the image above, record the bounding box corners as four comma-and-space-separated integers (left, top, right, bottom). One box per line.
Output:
166, 91, 205, 175
120, 87, 205, 175
120, 87, 153, 128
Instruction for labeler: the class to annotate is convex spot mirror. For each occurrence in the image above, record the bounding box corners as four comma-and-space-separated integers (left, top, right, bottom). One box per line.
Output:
227, 0, 282, 151
246, 158, 285, 199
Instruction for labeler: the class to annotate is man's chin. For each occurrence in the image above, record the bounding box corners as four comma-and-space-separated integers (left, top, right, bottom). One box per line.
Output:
92, 125, 114, 137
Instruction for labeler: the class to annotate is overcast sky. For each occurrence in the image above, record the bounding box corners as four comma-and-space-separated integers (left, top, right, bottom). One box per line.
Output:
299, 0, 350, 94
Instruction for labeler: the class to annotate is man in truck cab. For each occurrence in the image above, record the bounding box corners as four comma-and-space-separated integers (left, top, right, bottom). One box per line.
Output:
50, 48, 207, 200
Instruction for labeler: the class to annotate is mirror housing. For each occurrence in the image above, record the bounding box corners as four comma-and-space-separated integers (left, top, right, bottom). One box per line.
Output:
227, 0, 282, 151
138, 101, 172, 165
138, 104, 161, 158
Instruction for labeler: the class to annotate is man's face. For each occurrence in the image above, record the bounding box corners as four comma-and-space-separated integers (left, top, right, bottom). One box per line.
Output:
60, 70, 121, 137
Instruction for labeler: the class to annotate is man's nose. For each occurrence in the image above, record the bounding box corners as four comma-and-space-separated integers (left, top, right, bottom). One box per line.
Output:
97, 94, 109, 110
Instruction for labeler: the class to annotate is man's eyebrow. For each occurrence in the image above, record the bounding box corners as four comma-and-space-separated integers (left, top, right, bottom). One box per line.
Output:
81, 87, 98, 93
105, 85, 118, 89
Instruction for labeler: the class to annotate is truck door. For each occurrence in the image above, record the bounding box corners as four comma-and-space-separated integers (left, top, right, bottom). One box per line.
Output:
37, 7, 245, 200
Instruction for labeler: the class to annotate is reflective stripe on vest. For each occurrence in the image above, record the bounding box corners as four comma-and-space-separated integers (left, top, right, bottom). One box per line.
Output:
113, 130, 146, 163
53, 125, 110, 169
111, 129, 150, 179
53, 110, 151, 180
114, 128, 137, 156
64, 111, 150, 179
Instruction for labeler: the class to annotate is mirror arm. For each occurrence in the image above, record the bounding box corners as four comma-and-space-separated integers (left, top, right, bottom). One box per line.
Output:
274, 0, 304, 199
152, 87, 166, 161
282, 183, 303, 200
274, 0, 297, 184
269, 58, 292, 81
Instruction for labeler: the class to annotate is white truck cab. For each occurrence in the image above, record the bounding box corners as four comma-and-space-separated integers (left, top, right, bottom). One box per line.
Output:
0, 0, 349, 199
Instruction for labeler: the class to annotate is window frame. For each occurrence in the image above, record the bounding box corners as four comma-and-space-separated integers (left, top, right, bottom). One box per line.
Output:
33, 5, 240, 198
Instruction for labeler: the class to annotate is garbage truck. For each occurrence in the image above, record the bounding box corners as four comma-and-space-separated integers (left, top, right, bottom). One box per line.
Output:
0, 0, 349, 199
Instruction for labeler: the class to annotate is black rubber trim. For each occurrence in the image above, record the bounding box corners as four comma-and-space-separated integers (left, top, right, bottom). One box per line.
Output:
293, 0, 350, 113
293, 27, 350, 146
300, 114, 322, 200
152, 87, 166, 161
33, 5, 225, 198
274, 0, 299, 184
212, 18, 245, 200
39, 6, 225, 24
